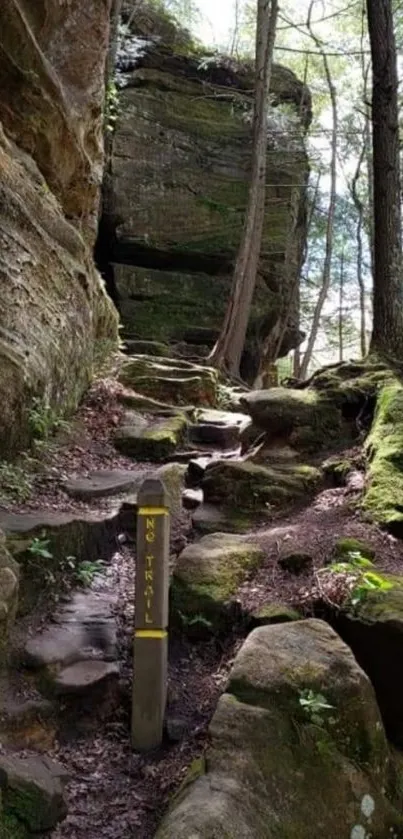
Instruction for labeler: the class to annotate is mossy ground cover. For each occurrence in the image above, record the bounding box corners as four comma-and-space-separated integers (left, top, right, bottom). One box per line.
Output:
363, 381, 403, 533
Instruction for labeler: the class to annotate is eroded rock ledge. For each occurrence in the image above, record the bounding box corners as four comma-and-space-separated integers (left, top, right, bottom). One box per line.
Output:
0, 0, 119, 454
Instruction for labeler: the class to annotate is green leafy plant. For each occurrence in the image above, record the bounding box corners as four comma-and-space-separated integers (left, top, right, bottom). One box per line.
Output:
75, 560, 105, 587
28, 397, 69, 442
178, 611, 213, 631
299, 688, 334, 726
28, 536, 53, 559
350, 570, 393, 606
325, 551, 393, 606
0, 462, 33, 502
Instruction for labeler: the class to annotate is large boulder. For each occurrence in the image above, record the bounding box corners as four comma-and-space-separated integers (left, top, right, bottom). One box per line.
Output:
0, 2, 118, 453
202, 459, 321, 512
170, 533, 265, 633
155, 620, 403, 838
0, 754, 68, 833
240, 387, 344, 450
105, 12, 311, 379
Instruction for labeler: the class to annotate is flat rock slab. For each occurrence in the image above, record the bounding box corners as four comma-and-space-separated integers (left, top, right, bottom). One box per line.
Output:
25, 589, 118, 673
192, 503, 258, 535
53, 660, 119, 695
0, 510, 119, 561
190, 409, 251, 449
63, 469, 144, 500
0, 753, 68, 831
114, 412, 187, 461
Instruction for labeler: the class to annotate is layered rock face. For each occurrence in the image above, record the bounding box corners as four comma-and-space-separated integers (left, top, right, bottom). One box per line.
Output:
103, 5, 310, 380
0, 0, 119, 454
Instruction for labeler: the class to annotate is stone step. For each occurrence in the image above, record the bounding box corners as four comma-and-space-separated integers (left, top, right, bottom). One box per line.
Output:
114, 411, 188, 461
63, 469, 145, 500
52, 660, 119, 696
24, 588, 118, 673
182, 488, 203, 510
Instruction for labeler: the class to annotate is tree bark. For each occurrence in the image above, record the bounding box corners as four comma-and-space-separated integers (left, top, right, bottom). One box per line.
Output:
338, 250, 344, 362
350, 144, 367, 357
367, 0, 403, 358
208, 0, 279, 378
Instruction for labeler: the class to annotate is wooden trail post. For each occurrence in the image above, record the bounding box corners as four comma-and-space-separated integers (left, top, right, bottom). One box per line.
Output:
131, 477, 169, 751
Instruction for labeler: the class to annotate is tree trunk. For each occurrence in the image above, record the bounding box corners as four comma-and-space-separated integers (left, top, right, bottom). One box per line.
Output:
299, 7, 338, 379
350, 144, 367, 357
339, 250, 344, 363
208, 0, 279, 378
367, 0, 403, 357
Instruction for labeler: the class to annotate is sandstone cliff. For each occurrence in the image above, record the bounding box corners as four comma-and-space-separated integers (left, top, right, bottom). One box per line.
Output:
102, 4, 311, 380
0, 0, 119, 454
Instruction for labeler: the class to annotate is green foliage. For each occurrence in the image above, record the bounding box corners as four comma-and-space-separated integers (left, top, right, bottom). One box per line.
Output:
28, 537, 53, 560
0, 461, 33, 502
75, 560, 105, 587
323, 550, 394, 608
177, 610, 213, 631
28, 397, 69, 442
298, 688, 334, 726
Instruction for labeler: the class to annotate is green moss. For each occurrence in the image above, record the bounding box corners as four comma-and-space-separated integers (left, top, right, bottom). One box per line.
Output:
333, 538, 375, 562
114, 415, 187, 461
202, 460, 322, 512
170, 535, 264, 632
250, 602, 301, 627
345, 574, 403, 623
0, 811, 26, 839
363, 381, 403, 532
242, 387, 345, 451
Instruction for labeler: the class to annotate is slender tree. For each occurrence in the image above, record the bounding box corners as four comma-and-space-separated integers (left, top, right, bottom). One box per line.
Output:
367, 0, 403, 357
299, 1, 338, 379
208, 0, 279, 377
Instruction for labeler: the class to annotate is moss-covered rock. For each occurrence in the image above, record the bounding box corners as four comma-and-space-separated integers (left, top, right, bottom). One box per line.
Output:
0, 510, 119, 615
0, 532, 19, 666
114, 410, 188, 461
155, 620, 403, 838
363, 381, 403, 533
332, 537, 375, 562
0, 2, 119, 453
170, 533, 265, 633
248, 601, 301, 628
118, 356, 218, 407
333, 574, 403, 746
240, 387, 344, 450
0, 754, 68, 833
108, 23, 310, 380
202, 459, 321, 513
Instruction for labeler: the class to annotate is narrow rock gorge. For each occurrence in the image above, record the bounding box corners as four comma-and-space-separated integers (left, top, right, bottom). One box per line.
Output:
4, 3, 403, 839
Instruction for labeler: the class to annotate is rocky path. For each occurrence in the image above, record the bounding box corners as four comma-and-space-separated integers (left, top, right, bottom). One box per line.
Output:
2, 352, 403, 838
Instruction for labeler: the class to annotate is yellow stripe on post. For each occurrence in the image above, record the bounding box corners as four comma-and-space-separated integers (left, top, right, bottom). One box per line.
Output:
135, 629, 167, 639
138, 507, 169, 515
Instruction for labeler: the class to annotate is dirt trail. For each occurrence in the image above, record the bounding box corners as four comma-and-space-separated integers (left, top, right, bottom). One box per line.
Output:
2, 376, 402, 839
